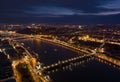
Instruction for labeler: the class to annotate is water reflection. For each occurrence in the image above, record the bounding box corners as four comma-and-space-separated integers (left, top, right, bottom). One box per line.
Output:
95, 56, 120, 70
46, 57, 94, 74
16, 38, 120, 82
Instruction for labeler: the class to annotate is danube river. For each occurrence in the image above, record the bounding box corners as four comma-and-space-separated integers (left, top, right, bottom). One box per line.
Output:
17, 38, 120, 82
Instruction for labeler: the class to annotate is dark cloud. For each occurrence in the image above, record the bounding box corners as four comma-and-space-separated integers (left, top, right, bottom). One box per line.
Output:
0, 0, 120, 24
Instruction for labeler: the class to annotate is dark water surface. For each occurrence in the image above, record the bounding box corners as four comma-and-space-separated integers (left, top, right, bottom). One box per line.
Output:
18, 38, 120, 82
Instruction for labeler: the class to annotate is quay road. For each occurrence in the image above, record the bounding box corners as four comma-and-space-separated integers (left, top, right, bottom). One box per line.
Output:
96, 54, 120, 67
10, 33, 120, 70
6, 39, 50, 82
39, 38, 120, 69
4, 33, 120, 72
40, 38, 90, 54
9, 39, 33, 58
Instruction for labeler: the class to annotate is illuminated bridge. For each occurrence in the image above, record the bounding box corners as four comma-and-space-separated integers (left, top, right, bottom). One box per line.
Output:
35, 38, 120, 74
46, 57, 94, 74
8, 36, 120, 76
42, 54, 94, 71
10, 37, 120, 73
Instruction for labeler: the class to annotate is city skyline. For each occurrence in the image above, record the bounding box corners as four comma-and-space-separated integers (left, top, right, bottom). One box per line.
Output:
0, 24, 120, 82
0, 0, 120, 24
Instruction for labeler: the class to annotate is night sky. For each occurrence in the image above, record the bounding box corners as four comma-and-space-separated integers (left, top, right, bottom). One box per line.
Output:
0, 0, 120, 24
